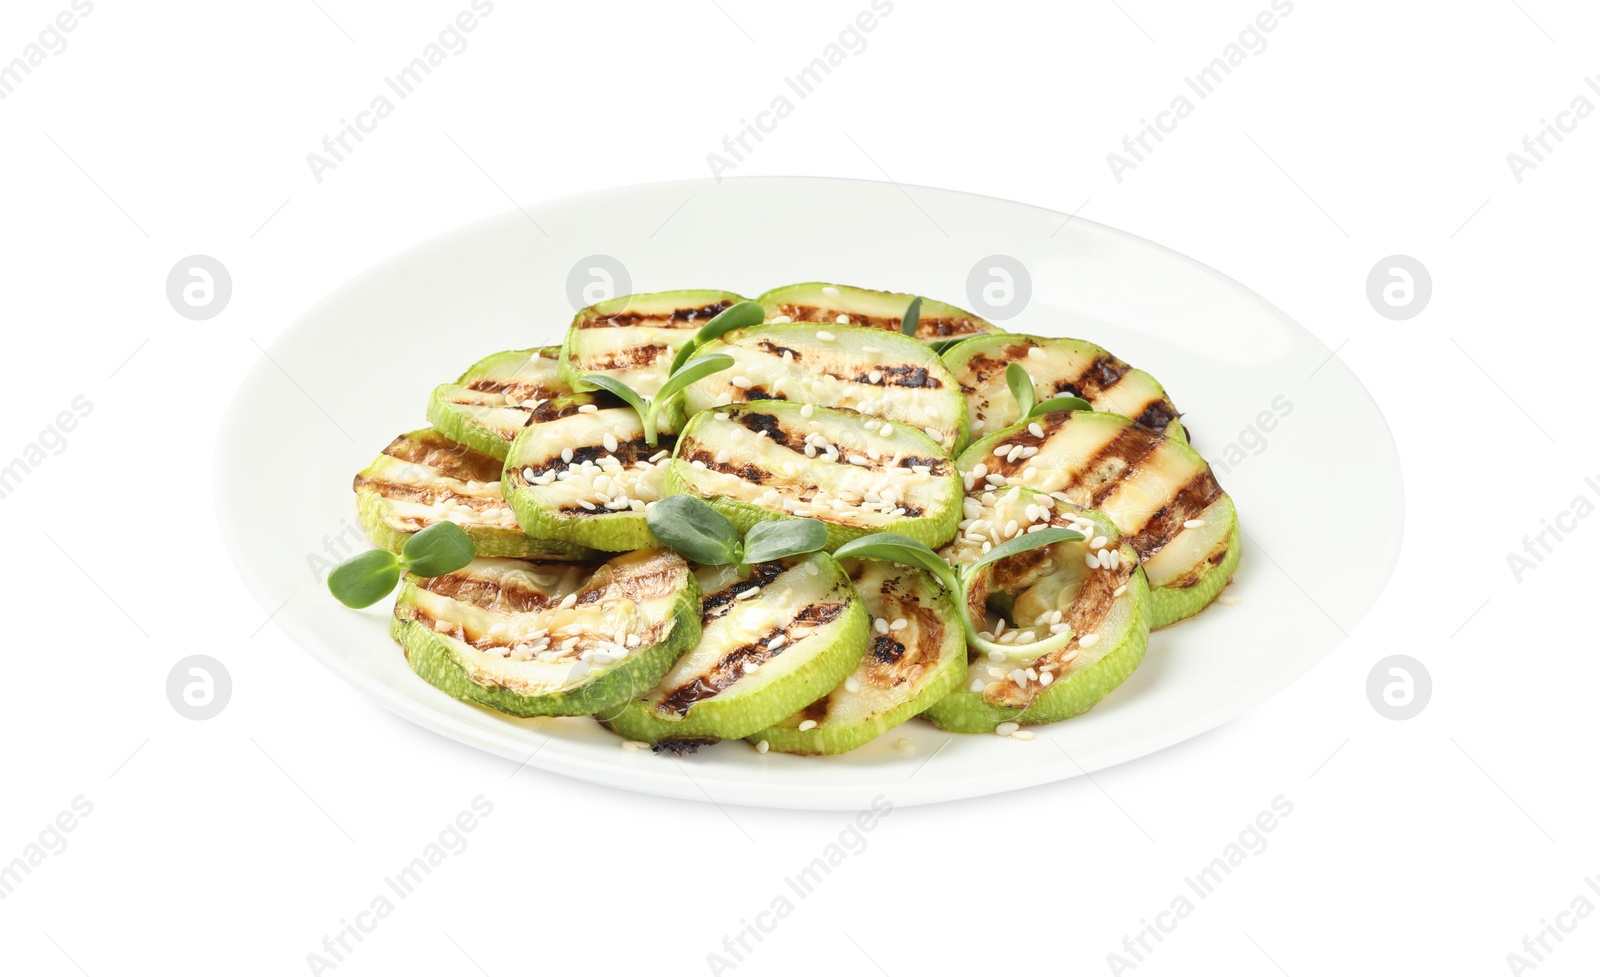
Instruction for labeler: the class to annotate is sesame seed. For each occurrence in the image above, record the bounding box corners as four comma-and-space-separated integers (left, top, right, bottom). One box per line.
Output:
1220, 594, 1242, 606
1086, 552, 1101, 569
1026, 347, 1046, 361
558, 593, 578, 609
874, 617, 889, 635
767, 635, 787, 650
602, 433, 618, 452
1028, 423, 1044, 438
731, 376, 753, 389
800, 403, 814, 417
1184, 519, 1207, 529
522, 467, 535, 481
1113, 585, 1127, 598
995, 722, 1020, 736
798, 719, 819, 731
1011, 729, 1035, 741
1079, 633, 1101, 648
1039, 672, 1054, 687
821, 286, 840, 296
844, 677, 861, 693
1090, 535, 1108, 550
889, 618, 907, 631
561, 447, 574, 463
894, 738, 916, 754
868, 370, 883, 384
578, 404, 598, 414
970, 679, 986, 692
834, 314, 849, 324
817, 330, 835, 341
755, 739, 770, 754
879, 422, 894, 436
736, 587, 760, 600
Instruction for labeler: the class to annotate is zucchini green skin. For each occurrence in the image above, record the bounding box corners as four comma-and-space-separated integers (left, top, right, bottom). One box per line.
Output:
602, 553, 871, 743
664, 400, 962, 552
942, 333, 1187, 443
354, 429, 594, 560
956, 410, 1238, 629
427, 347, 572, 462
757, 281, 999, 345
392, 552, 702, 718
558, 289, 748, 402
924, 571, 1151, 732
749, 561, 967, 755
681, 322, 971, 455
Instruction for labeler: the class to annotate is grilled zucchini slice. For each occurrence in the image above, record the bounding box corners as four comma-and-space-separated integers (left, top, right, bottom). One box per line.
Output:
392, 550, 700, 717
603, 552, 869, 744
749, 560, 966, 755
502, 397, 673, 552
758, 282, 997, 344
926, 492, 1151, 732
943, 333, 1186, 442
665, 400, 962, 552
958, 410, 1239, 628
559, 290, 747, 406
354, 429, 593, 559
680, 323, 970, 453
427, 347, 574, 461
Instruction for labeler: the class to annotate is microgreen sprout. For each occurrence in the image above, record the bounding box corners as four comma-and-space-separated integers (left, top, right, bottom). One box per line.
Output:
327, 521, 476, 608
899, 296, 922, 337
581, 352, 733, 448
834, 528, 1085, 660
1006, 362, 1092, 420
646, 495, 828, 574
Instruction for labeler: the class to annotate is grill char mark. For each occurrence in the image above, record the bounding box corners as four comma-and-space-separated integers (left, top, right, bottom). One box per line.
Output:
773, 302, 981, 338
580, 301, 732, 329
658, 601, 847, 714
1135, 399, 1180, 433
699, 561, 789, 623
1130, 470, 1224, 558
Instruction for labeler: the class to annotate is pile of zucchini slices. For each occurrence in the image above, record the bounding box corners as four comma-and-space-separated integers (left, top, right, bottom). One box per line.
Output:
346, 283, 1240, 755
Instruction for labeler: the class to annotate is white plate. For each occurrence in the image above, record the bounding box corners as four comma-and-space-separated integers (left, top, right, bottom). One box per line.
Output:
215, 177, 1402, 810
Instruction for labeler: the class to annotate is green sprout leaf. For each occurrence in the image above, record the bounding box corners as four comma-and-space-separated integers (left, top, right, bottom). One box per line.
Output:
833, 533, 959, 593
645, 352, 735, 446
900, 296, 922, 337
741, 519, 828, 566
960, 527, 1084, 581
400, 520, 477, 578
1029, 395, 1092, 418
327, 549, 403, 609
669, 300, 766, 374
578, 374, 647, 419
646, 495, 741, 566
1006, 362, 1036, 418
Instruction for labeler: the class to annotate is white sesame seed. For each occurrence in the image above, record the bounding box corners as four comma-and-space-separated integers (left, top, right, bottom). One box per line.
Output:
970, 679, 986, 692
561, 447, 574, 463
1184, 519, 1207, 529
1011, 729, 1035, 741
1090, 535, 1108, 550
755, 739, 770, 753
800, 403, 814, 417
1039, 672, 1054, 687
558, 593, 578, 609
767, 635, 787, 649
817, 330, 835, 341
844, 677, 861, 693
736, 587, 760, 600
522, 467, 535, 481
731, 376, 753, 389
1086, 552, 1101, 569
1220, 594, 1242, 606
868, 370, 883, 384
578, 404, 598, 413
879, 422, 894, 436
874, 618, 889, 635
798, 719, 819, 731
1079, 633, 1101, 648
894, 738, 916, 754
821, 286, 840, 296
834, 314, 850, 324
1027, 347, 1047, 361
889, 618, 907, 631
1113, 585, 1127, 598
995, 722, 1020, 736
1028, 423, 1044, 439
602, 433, 618, 452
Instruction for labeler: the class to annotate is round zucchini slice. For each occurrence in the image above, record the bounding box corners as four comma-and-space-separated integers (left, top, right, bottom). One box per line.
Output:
957, 410, 1240, 628
749, 560, 966, 755
757, 281, 998, 344
559, 289, 748, 403
664, 400, 963, 552
602, 551, 869, 744
925, 492, 1152, 732
943, 333, 1186, 443
427, 347, 574, 461
943, 333, 1185, 443
392, 550, 701, 718
502, 396, 674, 552
680, 323, 969, 454
354, 429, 594, 559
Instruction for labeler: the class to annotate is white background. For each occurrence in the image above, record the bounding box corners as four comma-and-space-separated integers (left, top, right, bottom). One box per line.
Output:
2, 1, 1596, 975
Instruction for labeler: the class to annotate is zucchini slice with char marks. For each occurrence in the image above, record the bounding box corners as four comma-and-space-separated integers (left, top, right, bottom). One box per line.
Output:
750, 560, 965, 755
943, 333, 1186, 443
603, 551, 869, 744
665, 400, 962, 552
682, 323, 969, 453
502, 396, 674, 552
758, 282, 998, 344
559, 289, 747, 402
926, 491, 1151, 732
393, 550, 700, 718
354, 428, 594, 559
958, 410, 1239, 629
428, 347, 573, 461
